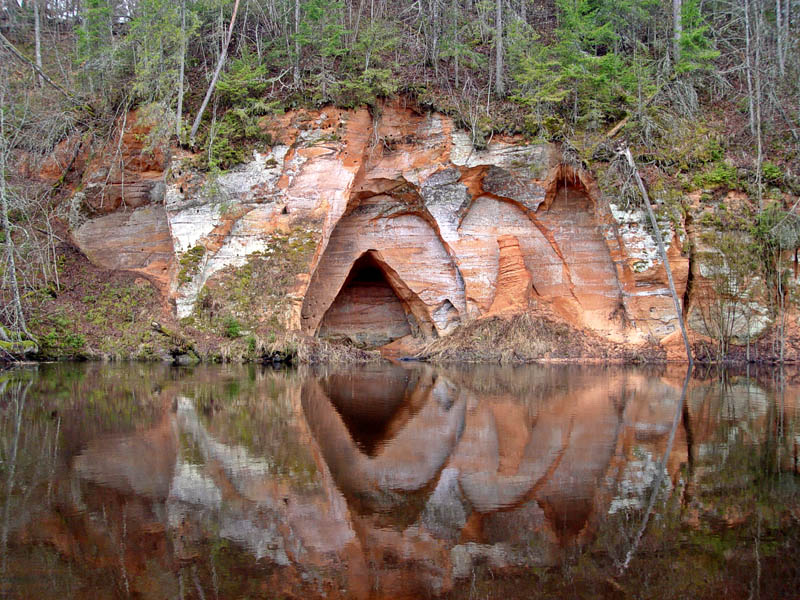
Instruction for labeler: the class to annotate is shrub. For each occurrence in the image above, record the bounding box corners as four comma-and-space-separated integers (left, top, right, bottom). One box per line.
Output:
223, 316, 242, 338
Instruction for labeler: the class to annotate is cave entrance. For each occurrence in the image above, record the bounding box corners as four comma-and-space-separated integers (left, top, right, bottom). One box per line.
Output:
318, 252, 417, 348
542, 163, 592, 212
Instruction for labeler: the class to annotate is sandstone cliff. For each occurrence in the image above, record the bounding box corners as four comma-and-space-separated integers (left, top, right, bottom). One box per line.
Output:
51, 101, 720, 360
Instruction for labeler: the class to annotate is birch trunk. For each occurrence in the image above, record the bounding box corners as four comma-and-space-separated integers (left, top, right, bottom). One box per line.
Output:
624, 147, 693, 365
189, 0, 241, 145
34, 0, 44, 88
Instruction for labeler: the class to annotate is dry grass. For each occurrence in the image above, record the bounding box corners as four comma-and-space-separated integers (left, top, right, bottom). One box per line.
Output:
292, 334, 382, 364
420, 310, 665, 364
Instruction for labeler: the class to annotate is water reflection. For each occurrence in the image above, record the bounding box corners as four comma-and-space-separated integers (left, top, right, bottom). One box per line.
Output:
0, 363, 798, 599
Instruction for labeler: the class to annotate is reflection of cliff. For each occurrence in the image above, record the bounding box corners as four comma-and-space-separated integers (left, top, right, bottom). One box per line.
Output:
297, 365, 692, 595
6, 364, 715, 599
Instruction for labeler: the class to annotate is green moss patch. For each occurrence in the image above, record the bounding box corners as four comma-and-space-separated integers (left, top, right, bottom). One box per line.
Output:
178, 244, 206, 284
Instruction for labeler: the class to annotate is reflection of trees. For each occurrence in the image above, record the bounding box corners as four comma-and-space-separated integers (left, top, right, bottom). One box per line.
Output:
1, 375, 63, 583
4, 363, 797, 599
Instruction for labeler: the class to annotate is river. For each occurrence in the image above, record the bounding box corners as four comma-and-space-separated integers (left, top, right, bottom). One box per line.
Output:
1, 362, 798, 599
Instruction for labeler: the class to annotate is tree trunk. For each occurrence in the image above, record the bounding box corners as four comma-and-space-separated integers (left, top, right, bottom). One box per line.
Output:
176, 0, 186, 139
432, 0, 439, 76
623, 146, 693, 365
293, 0, 301, 87
776, 0, 786, 76
0, 111, 30, 343
754, 0, 764, 208
495, 0, 504, 97
672, 0, 682, 68
453, 0, 459, 88
33, 0, 44, 88
744, 0, 756, 136
189, 0, 241, 145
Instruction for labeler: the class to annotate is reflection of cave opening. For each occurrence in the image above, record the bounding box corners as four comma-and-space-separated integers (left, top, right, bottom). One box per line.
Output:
540, 497, 593, 546
318, 252, 418, 348
320, 368, 421, 456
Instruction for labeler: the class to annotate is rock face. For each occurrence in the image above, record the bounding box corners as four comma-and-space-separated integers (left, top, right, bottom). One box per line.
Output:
63, 100, 695, 353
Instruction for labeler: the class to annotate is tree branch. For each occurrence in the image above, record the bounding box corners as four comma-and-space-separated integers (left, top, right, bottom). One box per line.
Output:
0, 32, 83, 107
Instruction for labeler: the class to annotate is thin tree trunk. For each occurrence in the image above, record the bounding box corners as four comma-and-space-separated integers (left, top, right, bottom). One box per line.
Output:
293, 0, 301, 87
453, 0, 459, 88
189, 0, 241, 145
352, 0, 365, 49
776, 0, 785, 76
754, 0, 764, 208
495, 0, 504, 97
624, 147, 693, 365
744, 0, 756, 136
176, 0, 186, 139
672, 0, 682, 68
34, 0, 44, 88
0, 118, 30, 342
432, 0, 439, 76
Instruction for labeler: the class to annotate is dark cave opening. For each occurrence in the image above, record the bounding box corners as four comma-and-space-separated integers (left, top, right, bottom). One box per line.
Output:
318, 252, 415, 348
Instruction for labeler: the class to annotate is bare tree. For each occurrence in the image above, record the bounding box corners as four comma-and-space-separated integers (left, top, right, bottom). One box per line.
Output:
743, 0, 756, 136
0, 69, 34, 350
293, 0, 300, 87
775, 0, 787, 76
753, 0, 764, 208
33, 0, 44, 88
623, 145, 693, 365
672, 0, 682, 67
176, 0, 186, 138
189, 0, 242, 145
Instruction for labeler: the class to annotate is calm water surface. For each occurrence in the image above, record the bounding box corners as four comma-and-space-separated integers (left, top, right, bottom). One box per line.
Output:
0, 362, 798, 599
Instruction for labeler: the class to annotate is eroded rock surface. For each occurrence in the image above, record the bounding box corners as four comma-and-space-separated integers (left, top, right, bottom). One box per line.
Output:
64, 101, 696, 353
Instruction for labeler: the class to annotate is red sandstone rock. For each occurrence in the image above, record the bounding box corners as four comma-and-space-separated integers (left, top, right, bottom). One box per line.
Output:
63, 101, 696, 354
488, 235, 533, 314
